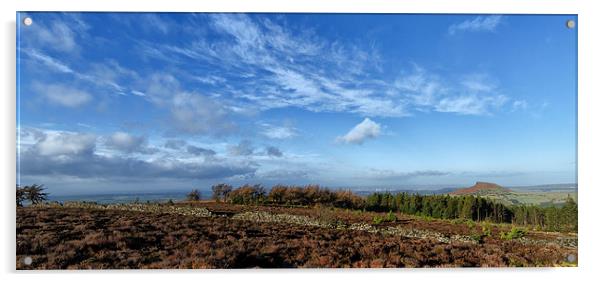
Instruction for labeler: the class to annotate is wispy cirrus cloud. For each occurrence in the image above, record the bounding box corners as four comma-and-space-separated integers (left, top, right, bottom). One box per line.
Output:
21, 13, 515, 129
393, 66, 510, 115
140, 14, 399, 117
435, 94, 508, 116
22, 49, 74, 73
363, 169, 450, 181
23, 48, 142, 98
448, 15, 503, 35
137, 14, 515, 119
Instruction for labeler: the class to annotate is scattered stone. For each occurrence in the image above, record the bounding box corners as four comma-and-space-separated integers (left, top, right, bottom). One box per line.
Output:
50, 202, 574, 248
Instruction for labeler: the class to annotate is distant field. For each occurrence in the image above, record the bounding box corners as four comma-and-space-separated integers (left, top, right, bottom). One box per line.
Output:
465, 190, 577, 207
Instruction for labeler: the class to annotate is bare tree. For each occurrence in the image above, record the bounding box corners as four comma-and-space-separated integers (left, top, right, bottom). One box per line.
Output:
16, 185, 26, 207
22, 184, 48, 205
186, 189, 201, 201
211, 183, 233, 202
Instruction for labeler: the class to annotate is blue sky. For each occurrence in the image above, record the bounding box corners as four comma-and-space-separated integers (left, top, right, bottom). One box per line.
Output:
16, 13, 577, 195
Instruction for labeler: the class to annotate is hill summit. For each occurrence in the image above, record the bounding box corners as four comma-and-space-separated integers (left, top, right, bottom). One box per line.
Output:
450, 181, 511, 195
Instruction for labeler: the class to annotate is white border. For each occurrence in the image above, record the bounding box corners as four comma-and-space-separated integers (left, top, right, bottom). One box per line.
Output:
2, 0, 601, 281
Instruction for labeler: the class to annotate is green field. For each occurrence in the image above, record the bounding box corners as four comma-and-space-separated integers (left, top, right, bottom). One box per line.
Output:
469, 190, 577, 207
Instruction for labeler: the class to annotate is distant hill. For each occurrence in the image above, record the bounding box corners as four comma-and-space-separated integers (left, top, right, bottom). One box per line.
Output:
450, 182, 511, 196
448, 181, 576, 206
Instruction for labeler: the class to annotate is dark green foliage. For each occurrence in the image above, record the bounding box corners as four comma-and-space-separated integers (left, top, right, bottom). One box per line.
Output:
365, 192, 577, 232
186, 189, 201, 201
511, 195, 577, 232
372, 216, 383, 225
500, 227, 527, 240
385, 211, 397, 222
372, 211, 397, 225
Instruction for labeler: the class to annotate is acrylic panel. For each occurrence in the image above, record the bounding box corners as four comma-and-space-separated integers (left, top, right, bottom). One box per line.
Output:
16, 13, 577, 269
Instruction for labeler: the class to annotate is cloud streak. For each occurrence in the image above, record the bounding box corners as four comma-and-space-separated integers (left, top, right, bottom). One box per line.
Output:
449, 15, 503, 35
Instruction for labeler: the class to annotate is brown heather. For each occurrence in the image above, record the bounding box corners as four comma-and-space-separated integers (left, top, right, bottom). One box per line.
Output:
16, 204, 576, 269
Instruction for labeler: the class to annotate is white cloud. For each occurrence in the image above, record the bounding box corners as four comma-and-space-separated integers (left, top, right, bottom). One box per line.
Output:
449, 15, 503, 35
364, 169, 450, 180
260, 122, 298, 139
34, 83, 92, 107
105, 132, 151, 154
26, 19, 78, 52
435, 94, 508, 115
131, 90, 146, 96
145, 73, 237, 136
32, 131, 96, 157
19, 128, 257, 181
24, 48, 141, 98
393, 67, 513, 116
336, 118, 382, 145
23, 49, 74, 73
144, 14, 406, 117
512, 100, 528, 111
461, 74, 497, 93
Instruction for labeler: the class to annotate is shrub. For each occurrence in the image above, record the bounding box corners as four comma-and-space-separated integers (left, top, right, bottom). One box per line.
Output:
500, 227, 527, 240
471, 224, 493, 244
451, 218, 465, 225
481, 223, 492, 237
372, 216, 384, 225
385, 211, 397, 222
186, 190, 201, 201
465, 220, 476, 229
373, 212, 397, 225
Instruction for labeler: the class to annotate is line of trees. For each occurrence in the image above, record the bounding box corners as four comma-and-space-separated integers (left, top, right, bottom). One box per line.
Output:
222, 184, 365, 209
366, 192, 577, 232
216, 184, 577, 232
512, 197, 577, 232
365, 193, 514, 223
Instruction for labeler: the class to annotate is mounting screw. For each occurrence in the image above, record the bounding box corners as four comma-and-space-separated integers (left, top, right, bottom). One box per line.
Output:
23, 256, 32, 265
566, 20, 575, 29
